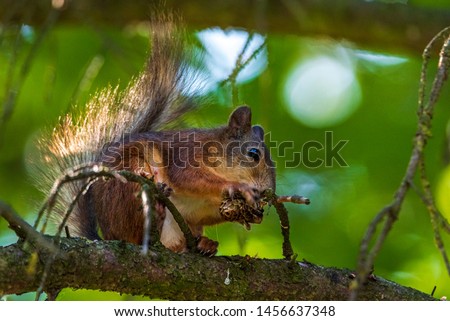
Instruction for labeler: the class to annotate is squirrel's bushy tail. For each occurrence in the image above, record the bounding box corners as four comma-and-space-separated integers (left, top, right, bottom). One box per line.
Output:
33, 14, 198, 236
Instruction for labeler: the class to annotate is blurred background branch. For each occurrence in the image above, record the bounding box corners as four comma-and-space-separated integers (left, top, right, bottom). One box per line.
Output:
1, 0, 449, 53
351, 26, 450, 300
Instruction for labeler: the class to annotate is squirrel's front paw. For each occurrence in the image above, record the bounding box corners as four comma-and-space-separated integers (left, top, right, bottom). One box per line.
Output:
225, 183, 260, 207
156, 182, 173, 197
196, 236, 218, 257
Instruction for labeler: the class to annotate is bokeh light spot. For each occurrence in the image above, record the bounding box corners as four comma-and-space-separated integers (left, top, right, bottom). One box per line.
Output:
197, 28, 267, 85
283, 55, 361, 128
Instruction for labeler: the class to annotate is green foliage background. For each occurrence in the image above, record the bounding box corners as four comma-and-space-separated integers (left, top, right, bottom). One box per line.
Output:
1, 0, 450, 300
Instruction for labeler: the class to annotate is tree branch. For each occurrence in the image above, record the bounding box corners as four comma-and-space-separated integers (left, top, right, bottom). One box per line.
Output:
0, 237, 435, 301
0, 201, 434, 300
351, 27, 450, 300
0, 201, 58, 254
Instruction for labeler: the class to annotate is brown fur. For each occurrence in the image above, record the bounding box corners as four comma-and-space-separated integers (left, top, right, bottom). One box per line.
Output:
81, 106, 275, 253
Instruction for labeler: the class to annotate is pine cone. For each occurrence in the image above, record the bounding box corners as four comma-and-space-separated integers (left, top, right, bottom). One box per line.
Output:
219, 193, 265, 230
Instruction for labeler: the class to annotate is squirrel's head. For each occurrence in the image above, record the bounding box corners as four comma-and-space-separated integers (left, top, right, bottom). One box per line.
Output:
211, 106, 276, 193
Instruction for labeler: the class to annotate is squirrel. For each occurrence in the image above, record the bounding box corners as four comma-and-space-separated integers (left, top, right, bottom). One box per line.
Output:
34, 14, 276, 256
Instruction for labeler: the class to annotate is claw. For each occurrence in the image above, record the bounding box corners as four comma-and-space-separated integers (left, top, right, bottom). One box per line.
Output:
156, 182, 173, 197
226, 183, 260, 208
196, 236, 218, 256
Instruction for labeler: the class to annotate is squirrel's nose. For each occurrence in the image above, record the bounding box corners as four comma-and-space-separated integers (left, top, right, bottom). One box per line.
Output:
252, 188, 261, 201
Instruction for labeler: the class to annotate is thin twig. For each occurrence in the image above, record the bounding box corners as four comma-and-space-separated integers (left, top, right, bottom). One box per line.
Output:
407, 178, 450, 235
141, 183, 152, 255
0, 200, 61, 302
419, 158, 450, 276
351, 27, 450, 300
272, 200, 294, 260
33, 164, 197, 252
30, 164, 199, 298
116, 170, 196, 249
263, 190, 310, 259
230, 32, 254, 106
414, 33, 450, 277
0, 201, 58, 254
277, 195, 310, 205
151, 183, 197, 251
220, 33, 267, 106
34, 165, 122, 233
54, 177, 97, 241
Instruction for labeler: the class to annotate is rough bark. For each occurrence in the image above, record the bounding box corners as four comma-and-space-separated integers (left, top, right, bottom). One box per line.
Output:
0, 237, 434, 301
0, 0, 449, 53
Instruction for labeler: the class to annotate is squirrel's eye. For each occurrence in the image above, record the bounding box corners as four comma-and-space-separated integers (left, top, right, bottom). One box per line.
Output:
247, 148, 261, 162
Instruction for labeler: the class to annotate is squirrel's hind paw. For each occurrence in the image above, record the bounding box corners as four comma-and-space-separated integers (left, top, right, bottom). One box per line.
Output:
196, 236, 219, 257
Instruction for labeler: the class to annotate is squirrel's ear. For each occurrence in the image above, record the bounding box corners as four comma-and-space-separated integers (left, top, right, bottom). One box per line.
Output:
227, 106, 252, 138
252, 125, 265, 141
